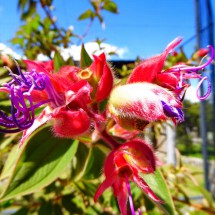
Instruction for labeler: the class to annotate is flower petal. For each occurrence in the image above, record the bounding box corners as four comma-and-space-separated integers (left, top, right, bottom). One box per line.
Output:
94, 170, 118, 202
127, 37, 182, 84
58, 66, 80, 83
95, 63, 113, 102
113, 179, 128, 215
90, 53, 106, 80
52, 107, 90, 138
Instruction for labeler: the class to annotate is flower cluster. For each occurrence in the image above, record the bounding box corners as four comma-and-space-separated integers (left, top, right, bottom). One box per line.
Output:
0, 37, 213, 214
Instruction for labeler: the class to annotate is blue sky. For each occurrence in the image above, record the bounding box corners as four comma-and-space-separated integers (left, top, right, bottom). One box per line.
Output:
0, 0, 214, 59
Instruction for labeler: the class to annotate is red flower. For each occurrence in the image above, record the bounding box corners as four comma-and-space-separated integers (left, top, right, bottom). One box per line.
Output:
82, 53, 114, 102
109, 82, 183, 131
127, 37, 213, 100
94, 139, 162, 215
127, 37, 182, 85
19, 61, 92, 146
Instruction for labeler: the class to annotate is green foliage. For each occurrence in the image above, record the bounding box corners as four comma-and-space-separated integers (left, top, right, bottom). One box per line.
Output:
80, 44, 93, 68
142, 169, 177, 215
12, 0, 119, 59
53, 51, 66, 72
0, 125, 79, 201
78, 9, 95, 20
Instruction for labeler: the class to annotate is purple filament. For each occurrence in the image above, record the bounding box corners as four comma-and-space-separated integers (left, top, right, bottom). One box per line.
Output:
125, 176, 136, 215
0, 63, 63, 133
164, 45, 214, 101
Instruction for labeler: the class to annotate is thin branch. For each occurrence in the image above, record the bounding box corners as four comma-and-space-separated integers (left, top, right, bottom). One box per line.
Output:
42, 5, 65, 40
77, 18, 94, 45
173, 197, 215, 214
101, 129, 121, 149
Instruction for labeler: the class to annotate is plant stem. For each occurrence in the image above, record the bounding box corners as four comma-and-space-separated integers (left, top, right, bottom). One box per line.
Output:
101, 129, 120, 149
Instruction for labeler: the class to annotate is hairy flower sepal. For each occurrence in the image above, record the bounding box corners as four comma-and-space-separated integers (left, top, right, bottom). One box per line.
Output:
109, 82, 183, 131
94, 139, 163, 215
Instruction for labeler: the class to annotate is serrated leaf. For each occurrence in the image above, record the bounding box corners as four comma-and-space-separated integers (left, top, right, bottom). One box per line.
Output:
80, 44, 93, 68
141, 168, 176, 215
78, 9, 94, 20
0, 125, 79, 201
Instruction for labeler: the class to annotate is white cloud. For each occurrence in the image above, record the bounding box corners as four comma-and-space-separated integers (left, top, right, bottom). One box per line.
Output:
0, 42, 128, 63
0, 43, 22, 59
59, 42, 128, 61
36, 53, 50, 61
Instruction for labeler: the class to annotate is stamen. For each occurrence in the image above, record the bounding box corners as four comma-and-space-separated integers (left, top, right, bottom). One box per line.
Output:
125, 175, 136, 215
0, 62, 64, 133
165, 45, 214, 74
43, 76, 64, 107
196, 76, 212, 100
163, 45, 214, 101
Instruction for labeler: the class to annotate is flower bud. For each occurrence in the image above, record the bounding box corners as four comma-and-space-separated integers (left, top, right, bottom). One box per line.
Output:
109, 82, 183, 130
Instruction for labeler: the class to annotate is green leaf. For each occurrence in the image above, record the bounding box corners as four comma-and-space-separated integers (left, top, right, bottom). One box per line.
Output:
103, 1, 118, 13
71, 144, 105, 181
0, 144, 19, 180
13, 207, 29, 215
78, 9, 94, 20
80, 44, 93, 68
62, 194, 85, 214
82, 146, 106, 180
74, 181, 98, 197
141, 168, 176, 215
0, 125, 79, 201
38, 201, 63, 215
53, 51, 65, 72
71, 143, 90, 181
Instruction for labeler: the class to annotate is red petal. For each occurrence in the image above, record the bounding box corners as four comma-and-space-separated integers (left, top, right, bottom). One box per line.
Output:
90, 53, 106, 80
113, 179, 128, 215
24, 60, 69, 93
127, 37, 182, 84
95, 63, 113, 102
155, 73, 179, 90
121, 139, 156, 173
94, 170, 118, 202
52, 108, 90, 138
127, 54, 166, 83
39, 60, 54, 73
23, 60, 50, 75
66, 80, 93, 109
58, 66, 80, 83
132, 175, 164, 203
